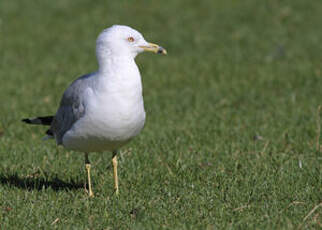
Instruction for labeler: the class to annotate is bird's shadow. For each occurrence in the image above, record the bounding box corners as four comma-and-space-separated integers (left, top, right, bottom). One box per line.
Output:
0, 172, 83, 191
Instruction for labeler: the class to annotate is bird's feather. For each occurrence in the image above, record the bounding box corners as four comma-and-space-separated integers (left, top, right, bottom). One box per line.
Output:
22, 116, 54, 126
50, 73, 95, 144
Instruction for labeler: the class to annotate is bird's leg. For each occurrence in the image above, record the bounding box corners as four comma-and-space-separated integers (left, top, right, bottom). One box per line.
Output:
85, 153, 94, 197
112, 151, 119, 195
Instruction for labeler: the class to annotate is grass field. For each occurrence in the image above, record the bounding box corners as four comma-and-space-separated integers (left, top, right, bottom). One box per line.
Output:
0, 0, 321, 229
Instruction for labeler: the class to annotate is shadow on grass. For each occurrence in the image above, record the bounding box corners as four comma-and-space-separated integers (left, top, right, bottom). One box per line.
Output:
0, 173, 83, 191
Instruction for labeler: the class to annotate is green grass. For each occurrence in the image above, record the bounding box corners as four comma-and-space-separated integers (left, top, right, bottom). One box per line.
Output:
0, 0, 321, 229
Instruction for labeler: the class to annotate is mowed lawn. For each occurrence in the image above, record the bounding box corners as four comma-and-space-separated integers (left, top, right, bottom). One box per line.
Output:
0, 0, 321, 229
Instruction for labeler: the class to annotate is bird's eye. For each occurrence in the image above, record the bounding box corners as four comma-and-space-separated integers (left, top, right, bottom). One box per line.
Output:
127, 37, 135, 42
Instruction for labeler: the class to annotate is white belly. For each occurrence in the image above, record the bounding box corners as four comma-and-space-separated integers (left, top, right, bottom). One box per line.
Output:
62, 88, 146, 153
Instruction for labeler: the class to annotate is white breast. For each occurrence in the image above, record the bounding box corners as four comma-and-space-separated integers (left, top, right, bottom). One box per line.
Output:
62, 58, 146, 152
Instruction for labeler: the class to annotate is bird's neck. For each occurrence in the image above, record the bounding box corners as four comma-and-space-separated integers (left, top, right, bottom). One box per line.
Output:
97, 56, 137, 75
96, 56, 142, 94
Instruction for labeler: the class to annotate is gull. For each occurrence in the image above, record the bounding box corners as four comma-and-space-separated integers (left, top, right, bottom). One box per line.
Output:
22, 25, 167, 196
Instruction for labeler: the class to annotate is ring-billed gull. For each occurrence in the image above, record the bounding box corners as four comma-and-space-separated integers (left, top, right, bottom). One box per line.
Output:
22, 25, 167, 196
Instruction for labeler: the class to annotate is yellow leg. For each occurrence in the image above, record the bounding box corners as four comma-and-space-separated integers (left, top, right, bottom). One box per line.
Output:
112, 154, 119, 195
85, 153, 94, 197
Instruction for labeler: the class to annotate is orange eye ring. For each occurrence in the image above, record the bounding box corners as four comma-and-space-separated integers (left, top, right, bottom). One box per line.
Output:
128, 37, 135, 42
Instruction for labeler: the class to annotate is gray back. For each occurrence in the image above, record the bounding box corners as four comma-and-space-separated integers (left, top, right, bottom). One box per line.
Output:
50, 73, 96, 144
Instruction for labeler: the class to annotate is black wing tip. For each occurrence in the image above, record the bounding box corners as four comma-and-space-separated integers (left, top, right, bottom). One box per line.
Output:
22, 118, 31, 123
21, 116, 54, 125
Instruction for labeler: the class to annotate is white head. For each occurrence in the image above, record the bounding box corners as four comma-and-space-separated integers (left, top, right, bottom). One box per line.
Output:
96, 25, 166, 62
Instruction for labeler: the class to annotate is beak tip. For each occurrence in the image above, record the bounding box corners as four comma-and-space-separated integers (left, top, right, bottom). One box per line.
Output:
158, 47, 167, 55
141, 43, 167, 55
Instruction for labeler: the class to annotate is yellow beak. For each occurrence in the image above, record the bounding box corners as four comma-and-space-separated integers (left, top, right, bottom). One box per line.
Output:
139, 43, 167, 54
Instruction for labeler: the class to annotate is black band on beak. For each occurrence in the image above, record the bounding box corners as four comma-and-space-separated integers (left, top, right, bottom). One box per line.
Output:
157, 46, 167, 54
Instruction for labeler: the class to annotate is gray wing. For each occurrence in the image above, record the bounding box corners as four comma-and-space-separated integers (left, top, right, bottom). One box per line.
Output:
50, 73, 95, 144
